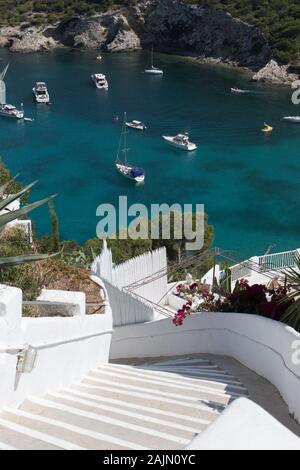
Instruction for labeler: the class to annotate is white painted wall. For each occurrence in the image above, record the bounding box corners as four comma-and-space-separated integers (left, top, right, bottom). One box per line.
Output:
37, 289, 86, 316
110, 312, 300, 423
0, 281, 113, 409
186, 398, 300, 450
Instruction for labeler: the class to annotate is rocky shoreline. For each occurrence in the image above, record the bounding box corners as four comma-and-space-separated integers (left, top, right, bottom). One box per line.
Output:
0, 0, 298, 85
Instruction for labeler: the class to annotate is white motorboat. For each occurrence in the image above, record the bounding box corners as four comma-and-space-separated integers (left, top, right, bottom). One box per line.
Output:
231, 87, 247, 94
125, 120, 147, 131
144, 46, 163, 75
91, 73, 108, 90
162, 133, 197, 151
0, 104, 24, 119
115, 113, 145, 184
282, 116, 300, 123
33, 82, 50, 103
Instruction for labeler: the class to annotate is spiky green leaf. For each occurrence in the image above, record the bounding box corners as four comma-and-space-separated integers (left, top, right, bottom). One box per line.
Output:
0, 194, 56, 230
0, 180, 37, 212
0, 250, 61, 268
0, 174, 20, 198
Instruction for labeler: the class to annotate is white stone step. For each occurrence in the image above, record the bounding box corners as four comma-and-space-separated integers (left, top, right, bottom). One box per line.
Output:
104, 362, 244, 387
137, 358, 213, 367
47, 391, 205, 435
61, 388, 212, 428
0, 356, 249, 450
3, 407, 147, 450
141, 365, 242, 381
143, 364, 235, 375
0, 417, 84, 450
20, 397, 189, 449
0, 442, 17, 450
83, 374, 242, 405
95, 365, 248, 393
73, 381, 223, 417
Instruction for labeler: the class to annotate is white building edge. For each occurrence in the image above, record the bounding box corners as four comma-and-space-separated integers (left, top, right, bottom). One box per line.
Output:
0, 244, 299, 450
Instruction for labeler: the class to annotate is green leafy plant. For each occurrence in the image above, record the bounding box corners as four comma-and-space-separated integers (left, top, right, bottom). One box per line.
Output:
281, 252, 300, 332
0, 175, 58, 267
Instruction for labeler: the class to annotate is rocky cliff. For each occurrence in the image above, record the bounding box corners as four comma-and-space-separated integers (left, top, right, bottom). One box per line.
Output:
252, 59, 299, 85
0, 0, 271, 70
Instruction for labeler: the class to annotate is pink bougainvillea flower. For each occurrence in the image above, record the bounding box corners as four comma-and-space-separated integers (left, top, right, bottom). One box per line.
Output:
189, 282, 198, 290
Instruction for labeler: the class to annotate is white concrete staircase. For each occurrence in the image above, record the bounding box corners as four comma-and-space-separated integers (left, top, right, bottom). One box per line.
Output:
0, 356, 249, 450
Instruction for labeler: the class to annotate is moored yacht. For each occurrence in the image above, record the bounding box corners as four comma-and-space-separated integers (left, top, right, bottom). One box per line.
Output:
115, 112, 145, 184
0, 103, 24, 119
0, 63, 24, 120
162, 133, 197, 151
33, 82, 50, 103
115, 162, 145, 184
125, 120, 147, 131
145, 46, 163, 75
91, 73, 108, 90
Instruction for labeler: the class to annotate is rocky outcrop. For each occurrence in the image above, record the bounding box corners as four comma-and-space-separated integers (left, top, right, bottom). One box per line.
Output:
138, 0, 270, 69
0, 0, 271, 69
53, 15, 112, 49
53, 12, 141, 52
10, 29, 57, 53
106, 28, 140, 52
0, 25, 58, 52
252, 60, 299, 84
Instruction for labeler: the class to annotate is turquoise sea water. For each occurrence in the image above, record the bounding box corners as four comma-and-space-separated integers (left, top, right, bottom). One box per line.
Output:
0, 49, 299, 258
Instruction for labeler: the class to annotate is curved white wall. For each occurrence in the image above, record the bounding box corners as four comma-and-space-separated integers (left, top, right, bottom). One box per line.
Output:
0, 280, 113, 409
110, 312, 300, 423
186, 398, 300, 450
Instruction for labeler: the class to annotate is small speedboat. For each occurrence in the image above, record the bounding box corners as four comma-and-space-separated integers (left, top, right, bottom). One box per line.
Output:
96, 55, 102, 60
162, 133, 197, 151
91, 73, 108, 90
125, 120, 147, 131
282, 116, 300, 123
0, 103, 24, 119
262, 123, 273, 133
231, 87, 247, 94
33, 82, 50, 103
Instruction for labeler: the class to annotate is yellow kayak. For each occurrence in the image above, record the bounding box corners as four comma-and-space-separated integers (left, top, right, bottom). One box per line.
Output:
262, 123, 273, 132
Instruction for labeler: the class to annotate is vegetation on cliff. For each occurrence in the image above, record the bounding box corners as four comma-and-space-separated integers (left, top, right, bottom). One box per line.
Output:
0, 1, 123, 25
194, 0, 300, 64
0, 1, 298, 64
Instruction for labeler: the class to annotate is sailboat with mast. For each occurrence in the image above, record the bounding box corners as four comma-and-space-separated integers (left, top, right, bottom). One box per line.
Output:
144, 45, 163, 75
0, 64, 24, 119
115, 112, 145, 184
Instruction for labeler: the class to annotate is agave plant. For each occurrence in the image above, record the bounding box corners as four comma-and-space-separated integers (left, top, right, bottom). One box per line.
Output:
0, 175, 58, 267
281, 252, 300, 332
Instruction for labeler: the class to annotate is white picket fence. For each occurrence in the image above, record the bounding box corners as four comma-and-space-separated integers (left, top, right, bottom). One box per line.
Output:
91, 241, 168, 326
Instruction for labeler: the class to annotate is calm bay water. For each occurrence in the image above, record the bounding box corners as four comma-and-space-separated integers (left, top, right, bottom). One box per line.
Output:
0, 48, 299, 258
